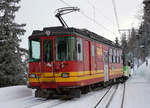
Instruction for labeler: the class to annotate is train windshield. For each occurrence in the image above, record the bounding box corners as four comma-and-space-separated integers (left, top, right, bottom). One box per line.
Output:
55, 36, 77, 61
29, 39, 41, 62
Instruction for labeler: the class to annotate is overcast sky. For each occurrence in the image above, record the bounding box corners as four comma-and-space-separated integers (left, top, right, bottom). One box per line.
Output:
15, 0, 143, 49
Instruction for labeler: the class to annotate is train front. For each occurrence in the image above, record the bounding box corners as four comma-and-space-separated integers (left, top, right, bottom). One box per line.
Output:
28, 28, 83, 98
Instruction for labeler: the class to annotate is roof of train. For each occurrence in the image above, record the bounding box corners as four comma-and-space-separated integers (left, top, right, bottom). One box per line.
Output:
30, 26, 121, 48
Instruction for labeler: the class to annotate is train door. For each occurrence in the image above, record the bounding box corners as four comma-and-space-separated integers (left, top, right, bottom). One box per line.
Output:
90, 43, 96, 75
42, 37, 56, 83
84, 40, 90, 73
104, 51, 109, 82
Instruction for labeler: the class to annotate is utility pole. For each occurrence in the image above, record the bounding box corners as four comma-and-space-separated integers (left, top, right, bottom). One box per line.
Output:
143, 21, 148, 58
143, 0, 150, 59
119, 29, 131, 39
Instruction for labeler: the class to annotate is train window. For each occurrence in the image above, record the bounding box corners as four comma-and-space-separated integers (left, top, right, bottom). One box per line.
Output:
77, 38, 83, 61
117, 50, 120, 63
113, 49, 117, 63
29, 39, 41, 62
111, 49, 114, 63
43, 40, 53, 62
112, 49, 115, 63
55, 36, 77, 61
119, 51, 121, 63
91, 44, 95, 57
78, 44, 81, 53
115, 50, 117, 63
104, 51, 108, 63
109, 48, 112, 63
118, 56, 120, 63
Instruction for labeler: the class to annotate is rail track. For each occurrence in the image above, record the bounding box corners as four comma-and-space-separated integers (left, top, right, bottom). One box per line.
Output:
24, 96, 68, 108
24, 83, 126, 108
121, 83, 126, 108
94, 86, 112, 108
24, 98, 49, 108
94, 83, 126, 108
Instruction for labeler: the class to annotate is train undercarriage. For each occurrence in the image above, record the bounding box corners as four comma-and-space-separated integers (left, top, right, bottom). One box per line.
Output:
33, 76, 126, 99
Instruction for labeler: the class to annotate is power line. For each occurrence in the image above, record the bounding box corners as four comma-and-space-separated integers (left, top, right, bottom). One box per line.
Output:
58, 0, 118, 36
87, 0, 116, 26
93, 5, 95, 23
80, 10, 117, 36
112, 0, 120, 35
59, 0, 72, 7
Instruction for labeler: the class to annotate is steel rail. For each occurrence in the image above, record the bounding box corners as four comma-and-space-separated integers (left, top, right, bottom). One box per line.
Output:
121, 83, 126, 108
94, 84, 120, 108
25, 96, 67, 108
94, 86, 113, 108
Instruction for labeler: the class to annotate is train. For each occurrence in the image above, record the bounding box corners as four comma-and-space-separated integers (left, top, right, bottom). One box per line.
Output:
28, 26, 129, 98
27, 7, 130, 98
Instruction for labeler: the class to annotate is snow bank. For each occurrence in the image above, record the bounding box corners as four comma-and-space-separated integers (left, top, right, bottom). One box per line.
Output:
123, 57, 150, 108
0, 85, 32, 102
130, 57, 150, 83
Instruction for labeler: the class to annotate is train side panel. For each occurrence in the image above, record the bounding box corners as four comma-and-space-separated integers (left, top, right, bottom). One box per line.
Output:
29, 35, 123, 89
109, 48, 123, 80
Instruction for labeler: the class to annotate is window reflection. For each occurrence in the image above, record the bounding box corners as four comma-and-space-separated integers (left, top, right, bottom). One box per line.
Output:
29, 39, 41, 62
55, 36, 77, 61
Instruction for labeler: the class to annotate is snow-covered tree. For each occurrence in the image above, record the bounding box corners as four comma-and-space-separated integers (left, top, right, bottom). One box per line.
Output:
121, 33, 127, 54
0, 0, 26, 87
115, 37, 119, 46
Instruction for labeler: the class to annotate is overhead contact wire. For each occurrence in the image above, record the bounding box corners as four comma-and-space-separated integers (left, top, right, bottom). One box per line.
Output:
112, 0, 121, 35
87, 0, 116, 26
80, 11, 117, 36
58, 0, 118, 36
59, 0, 72, 7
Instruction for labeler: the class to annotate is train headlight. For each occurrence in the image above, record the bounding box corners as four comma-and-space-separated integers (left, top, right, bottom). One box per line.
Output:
30, 74, 36, 78
61, 73, 69, 78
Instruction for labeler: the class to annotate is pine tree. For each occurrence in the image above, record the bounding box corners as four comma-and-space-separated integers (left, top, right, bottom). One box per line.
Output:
115, 37, 119, 46
128, 28, 137, 49
0, 0, 26, 87
121, 33, 128, 54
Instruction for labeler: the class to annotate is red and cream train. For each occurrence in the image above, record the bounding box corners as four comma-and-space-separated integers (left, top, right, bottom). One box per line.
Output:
28, 27, 124, 98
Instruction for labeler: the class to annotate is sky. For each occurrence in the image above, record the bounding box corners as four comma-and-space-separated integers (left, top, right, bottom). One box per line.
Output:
15, 0, 143, 49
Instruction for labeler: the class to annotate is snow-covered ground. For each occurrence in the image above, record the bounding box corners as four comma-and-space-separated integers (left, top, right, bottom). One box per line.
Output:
1, 58, 150, 108
123, 58, 150, 108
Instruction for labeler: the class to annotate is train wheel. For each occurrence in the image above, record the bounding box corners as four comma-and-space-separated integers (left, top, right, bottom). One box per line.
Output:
35, 89, 40, 97
103, 82, 108, 88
